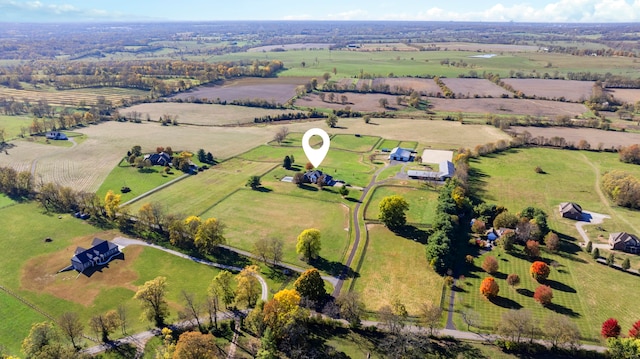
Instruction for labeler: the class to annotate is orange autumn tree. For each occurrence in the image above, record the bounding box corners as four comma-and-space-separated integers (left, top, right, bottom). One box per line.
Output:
533, 285, 553, 306
530, 261, 550, 282
479, 277, 499, 298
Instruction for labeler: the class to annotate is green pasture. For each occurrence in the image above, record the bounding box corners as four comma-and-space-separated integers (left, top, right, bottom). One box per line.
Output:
352, 224, 442, 315
207, 49, 640, 79
239, 144, 376, 187
0, 194, 15, 209
201, 189, 351, 275
377, 139, 400, 150
126, 159, 276, 216
0, 292, 50, 355
364, 185, 439, 226
329, 134, 381, 153
399, 141, 418, 149
97, 159, 183, 203
0, 115, 31, 140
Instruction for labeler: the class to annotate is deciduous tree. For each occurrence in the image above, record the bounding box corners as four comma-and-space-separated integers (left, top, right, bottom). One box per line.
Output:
602, 318, 621, 338
236, 265, 261, 308
336, 292, 364, 328
479, 277, 499, 298
533, 285, 553, 306
194, 217, 225, 254
419, 301, 443, 335
58, 312, 83, 348
104, 190, 120, 219
629, 320, 640, 338
506, 273, 520, 288
545, 232, 560, 252
283, 156, 291, 169
134, 276, 169, 327
263, 289, 303, 340
481, 256, 499, 274
530, 261, 550, 282
524, 240, 540, 258
293, 268, 326, 302
212, 270, 235, 309
493, 211, 518, 229
543, 313, 580, 349
246, 175, 261, 190
296, 228, 321, 261
89, 311, 120, 343
378, 195, 409, 229
180, 291, 203, 331
174, 331, 220, 359
496, 309, 535, 343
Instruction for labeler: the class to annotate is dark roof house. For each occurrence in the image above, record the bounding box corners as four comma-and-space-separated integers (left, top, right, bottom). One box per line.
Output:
45, 131, 67, 140
303, 170, 335, 186
609, 232, 640, 254
559, 202, 582, 220
144, 152, 171, 166
71, 238, 120, 272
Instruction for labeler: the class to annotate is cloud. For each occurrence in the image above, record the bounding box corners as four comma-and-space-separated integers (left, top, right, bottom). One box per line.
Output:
0, 0, 128, 20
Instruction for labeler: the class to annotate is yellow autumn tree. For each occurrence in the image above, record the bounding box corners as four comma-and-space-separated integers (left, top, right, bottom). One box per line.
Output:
104, 190, 121, 219
184, 215, 201, 240
235, 265, 261, 307
194, 217, 225, 254
263, 289, 303, 339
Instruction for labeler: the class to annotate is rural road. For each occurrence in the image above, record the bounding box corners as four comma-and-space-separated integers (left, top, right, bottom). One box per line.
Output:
113, 237, 268, 302
332, 161, 391, 296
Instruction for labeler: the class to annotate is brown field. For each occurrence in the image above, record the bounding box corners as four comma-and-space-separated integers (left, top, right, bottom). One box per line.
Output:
0, 86, 149, 107
357, 43, 418, 52
501, 79, 594, 102
21, 232, 141, 306
610, 88, 640, 104
296, 92, 405, 112
379, 77, 441, 95
415, 42, 540, 52
441, 78, 510, 98
247, 43, 332, 52
429, 98, 588, 117
122, 102, 304, 126
509, 126, 640, 149
337, 78, 355, 88
171, 77, 310, 104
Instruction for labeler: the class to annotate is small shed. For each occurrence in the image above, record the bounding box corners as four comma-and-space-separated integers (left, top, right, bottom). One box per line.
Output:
559, 202, 582, 220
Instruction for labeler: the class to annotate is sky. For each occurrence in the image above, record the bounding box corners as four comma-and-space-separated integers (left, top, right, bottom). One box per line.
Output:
0, 0, 639, 22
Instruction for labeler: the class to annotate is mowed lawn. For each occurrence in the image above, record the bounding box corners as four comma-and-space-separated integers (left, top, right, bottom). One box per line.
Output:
0, 194, 16, 209
126, 159, 276, 216
364, 185, 439, 225
470, 147, 640, 342
0, 115, 32, 140
353, 224, 442, 315
97, 159, 183, 203
202, 189, 351, 273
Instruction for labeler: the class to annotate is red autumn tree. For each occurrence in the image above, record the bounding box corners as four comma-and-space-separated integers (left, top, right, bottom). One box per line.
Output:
601, 318, 621, 338
530, 261, 550, 282
524, 240, 540, 257
628, 320, 640, 338
481, 256, 499, 274
479, 277, 499, 298
533, 285, 553, 306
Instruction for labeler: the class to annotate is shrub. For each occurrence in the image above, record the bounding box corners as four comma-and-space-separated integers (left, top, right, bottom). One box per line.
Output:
534, 166, 544, 174
622, 257, 631, 270
601, 318, 621, 338
592, 247, 600, 259
533, 285, 553, 305
629, 320, 640, 338
524, 240, 540, 258
471, 219, 486, 234
606, 252, 615, 266
482, 256, 499, 274
465, 255, 474, 265
480, 277, 499, 298
506, 273, 520, 288
585, 241, 593, 253
530, 261, 550, 282
544, 232, 560, 252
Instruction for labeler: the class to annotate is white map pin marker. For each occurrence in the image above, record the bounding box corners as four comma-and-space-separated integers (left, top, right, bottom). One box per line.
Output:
302, 128, 330, 168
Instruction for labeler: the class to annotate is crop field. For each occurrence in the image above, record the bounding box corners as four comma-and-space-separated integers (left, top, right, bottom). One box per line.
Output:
501, 79, 594, 102
415, 42, 539, 53
609, 88, 640, 104
122, 102, 305, 126
429, 98, 588, 118
379, 77, 442, 94
441, 78, 510, 98
353, 224, 442, 315
0, 86, 149, 107
247, 43, 332, 52
358, 43, 418, 52
126, 158, 276, 216
296, 92, 404, 112
508, 126, 640, 149
202, 190, 350, 272
171, 77, 310, 104
364, 185, 439, 225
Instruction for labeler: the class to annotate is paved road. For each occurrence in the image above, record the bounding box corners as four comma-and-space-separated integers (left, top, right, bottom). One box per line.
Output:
113, 237, 268, 302
332, 162, 390, 296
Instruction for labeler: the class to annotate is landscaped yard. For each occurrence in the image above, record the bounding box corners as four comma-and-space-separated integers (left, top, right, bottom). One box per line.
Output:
201, 189, 351, 275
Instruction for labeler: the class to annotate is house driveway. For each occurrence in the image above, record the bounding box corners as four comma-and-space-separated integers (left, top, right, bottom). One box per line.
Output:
575, 210, 611, 249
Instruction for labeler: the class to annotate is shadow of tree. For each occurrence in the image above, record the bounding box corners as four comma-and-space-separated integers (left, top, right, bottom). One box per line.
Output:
392, 225, 430, 244
298, 184, 319, 192
544, 279, 576, 293
255, 187, 273, 193
492, 271, 507, 280
516, 288, 534, 297
211, 247, 252, 268
489, 296, 523, 309
547, 302, 581, 317
310, 257, 359, 279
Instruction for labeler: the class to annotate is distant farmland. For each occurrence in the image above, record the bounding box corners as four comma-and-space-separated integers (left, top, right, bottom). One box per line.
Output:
501, 79, 594, 102
0, 86, 149, 107
172, 77, 309, 104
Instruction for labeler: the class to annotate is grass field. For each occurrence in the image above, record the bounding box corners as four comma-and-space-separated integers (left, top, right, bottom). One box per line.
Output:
0, 115, 32, 140
353, 224, 442, 315
0, 86, 149, 107
126, 158, 276, 216
329, 134, 381, 153
97, 159, 183, 203
467, 147, 640, 342
202, 189, 351, 273
364, 185, 439, 225
0, 194, 16, 209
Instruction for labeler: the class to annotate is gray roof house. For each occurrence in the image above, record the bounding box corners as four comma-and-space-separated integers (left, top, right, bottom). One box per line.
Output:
407, 161, 455, 181
609, 232, 640, 254
389, 147, 413, 162
303, 170, 335, 186
45, 131, 67, 140
559, 202, 582, 220
144, 152, 171, 166
71, 238, 121, 272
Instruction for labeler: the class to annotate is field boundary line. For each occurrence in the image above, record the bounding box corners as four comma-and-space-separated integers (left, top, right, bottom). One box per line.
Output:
0, 284, 55, 321
121, 173, 190, 207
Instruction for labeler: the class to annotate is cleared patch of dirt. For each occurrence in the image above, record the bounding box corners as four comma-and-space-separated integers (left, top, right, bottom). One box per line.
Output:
509, 126, 640, 149
610, 88, 640, 104
379, 77, 441, 95
501, 79, 594, 102
429, 98, 587, 117
442, 78, 510, 98
296, 92, 405, 112
21, 233, 141, 307
172, 77, 310, 104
